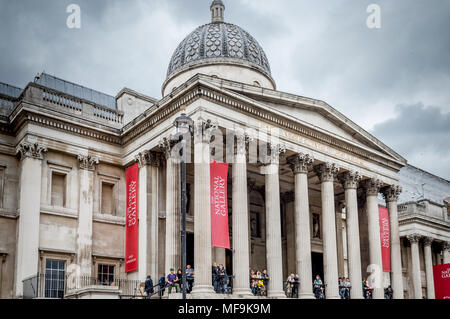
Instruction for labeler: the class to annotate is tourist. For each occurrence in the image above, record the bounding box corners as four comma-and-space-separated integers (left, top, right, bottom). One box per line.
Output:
261, 269, 270, 287
166, 268, 180, 294
313, 275, 324, 299
212, 262, 219, 292
344, 278, 351, 299
186, 265, 194, 293
217, 264, 227, 294
339, 277, 346, 299
385, 285, 393, 299
250, 269, 257, 295
144, 275, 154, 299
177, 268, 183, 290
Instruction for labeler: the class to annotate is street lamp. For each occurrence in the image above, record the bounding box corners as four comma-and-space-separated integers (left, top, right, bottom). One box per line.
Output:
174, 109, 193, 300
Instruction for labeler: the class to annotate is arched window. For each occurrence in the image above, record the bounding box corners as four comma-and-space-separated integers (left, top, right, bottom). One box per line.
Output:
253, 81, 261, 87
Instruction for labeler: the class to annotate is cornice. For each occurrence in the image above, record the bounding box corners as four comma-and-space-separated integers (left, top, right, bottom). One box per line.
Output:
399, 213, 450, 231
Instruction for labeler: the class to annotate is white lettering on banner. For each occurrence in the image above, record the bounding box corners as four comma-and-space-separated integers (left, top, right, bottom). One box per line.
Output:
381, 218, 390, 248
442, 269, 450, 279
213, 176, 227, 217
128, 180, 137, 226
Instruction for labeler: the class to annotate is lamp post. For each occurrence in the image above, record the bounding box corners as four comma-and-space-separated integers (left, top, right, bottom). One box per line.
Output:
174, 110, 193, 300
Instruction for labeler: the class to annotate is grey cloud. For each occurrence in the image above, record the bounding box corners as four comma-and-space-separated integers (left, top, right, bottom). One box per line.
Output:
371, 103, 450, 180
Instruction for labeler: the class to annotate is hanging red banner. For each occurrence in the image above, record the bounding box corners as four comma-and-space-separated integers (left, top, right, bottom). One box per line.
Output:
125, 163, 139, 273
379, 206, 391, 272
433, 264, 450, 299
210, 161, 230, 249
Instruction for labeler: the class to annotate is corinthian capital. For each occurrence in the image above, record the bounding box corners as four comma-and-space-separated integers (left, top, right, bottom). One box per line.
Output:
17, 142, 48, 160
314, 162, 339, 183
339, 170, 362, 190
159, 136, 179, 160
194, 118, 215, 143
407, 233, 422, 244
423, 237, 434, 247
78, 155, 99, 171
443, 241, 450, 252
135, 151, 161, 168
363, 178, 383, 196
266, 143, 286, 165
287, 153, 314, 175
234, 130, 252, 156
382, 185, 402, 203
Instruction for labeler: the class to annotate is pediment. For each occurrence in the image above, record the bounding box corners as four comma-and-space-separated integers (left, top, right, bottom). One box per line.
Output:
195, 75, 406, 166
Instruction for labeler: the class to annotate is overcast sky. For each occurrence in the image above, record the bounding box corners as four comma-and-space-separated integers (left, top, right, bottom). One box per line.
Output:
0, 0, 449, 179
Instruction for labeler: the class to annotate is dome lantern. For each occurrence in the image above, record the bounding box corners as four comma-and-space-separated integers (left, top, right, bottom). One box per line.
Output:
210, 0, 225, 23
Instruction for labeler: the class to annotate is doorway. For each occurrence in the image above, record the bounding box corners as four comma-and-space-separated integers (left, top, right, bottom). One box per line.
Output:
311, 252, 324, 282
187, 233, 194, 268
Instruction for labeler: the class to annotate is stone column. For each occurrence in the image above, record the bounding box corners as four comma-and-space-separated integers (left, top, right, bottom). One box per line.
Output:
287, 153, 315, 299
407, 234, 423, 299
335, 201, 345, 278
263, 143, 286, 298
191, 119, 215, 296
339, 171, 363, 299
160, 137, 181, 275
382, 185, 404, 299
247, 178, 256, 267
363, 178, 384, 299
314, 162, 340, 299
423, 237, 435, 299
15, 142, 47, 297
232, 131, 252, 296
76, 155, 98, 277
135, 151, 161, 282
443, 242, 450, 264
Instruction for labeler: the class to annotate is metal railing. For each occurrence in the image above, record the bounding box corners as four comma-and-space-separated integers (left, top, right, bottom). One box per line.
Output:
23, 274, 141, 299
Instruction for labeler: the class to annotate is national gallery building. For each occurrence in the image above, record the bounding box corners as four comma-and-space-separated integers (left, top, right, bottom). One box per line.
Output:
0, 1, 449, 299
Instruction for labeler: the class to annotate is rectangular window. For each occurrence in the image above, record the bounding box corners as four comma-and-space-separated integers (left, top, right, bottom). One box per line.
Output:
98, 264, 115, 285
45, 259, 66, 299
101, 182, 115, 215
51, 172, 66, 207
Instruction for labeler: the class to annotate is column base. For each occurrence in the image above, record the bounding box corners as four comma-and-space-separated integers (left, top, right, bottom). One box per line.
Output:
267, 290, 286, 299
298, 292, 315, 299
191, 285, 216, 299
232, 288, 253, 298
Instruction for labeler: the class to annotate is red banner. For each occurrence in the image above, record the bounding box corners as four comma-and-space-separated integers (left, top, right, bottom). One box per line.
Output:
125, 163, 139, 273
379, 206, 391, 272
210, 161, 230, 249
434, 264, 450, 299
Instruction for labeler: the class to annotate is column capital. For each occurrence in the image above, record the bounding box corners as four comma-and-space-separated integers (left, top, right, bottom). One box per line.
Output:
159, 136, 179, 159
314, 162, 339, 183
423, 237, 434, 247
287, 153, 314, 175
135, 151, 162, 168
235, 130, 252, 156
338, 170, 362, 190
17, 142, 48, 161
442, 241, 450, 251
363, 178, 383, 196
407, 234, 422, 244
77, 155, 99, 171
194, 118, 215, 143
382, 185, 402, 203
264, 143, 286, 165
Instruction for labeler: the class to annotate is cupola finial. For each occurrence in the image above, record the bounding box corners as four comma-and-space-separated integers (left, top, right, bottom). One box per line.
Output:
210, 0, 225, 23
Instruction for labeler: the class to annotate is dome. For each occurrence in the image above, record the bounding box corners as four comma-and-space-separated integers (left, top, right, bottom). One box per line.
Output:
166, 22, 272, 81
163, 1, 275, 95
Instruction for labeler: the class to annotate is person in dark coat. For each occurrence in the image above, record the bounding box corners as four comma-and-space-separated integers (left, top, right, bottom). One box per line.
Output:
144, 275, 154, 299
